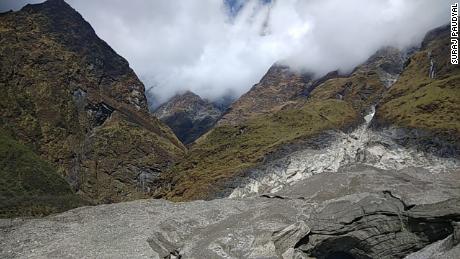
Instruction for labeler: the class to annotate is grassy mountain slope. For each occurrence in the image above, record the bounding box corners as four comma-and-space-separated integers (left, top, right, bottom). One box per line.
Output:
156, 48, 403, 201
218, 65, 314, 125
0, 0, 185, 205
159, 100, 358, 200
374, 25, 460, 142
0, 130, 88, 217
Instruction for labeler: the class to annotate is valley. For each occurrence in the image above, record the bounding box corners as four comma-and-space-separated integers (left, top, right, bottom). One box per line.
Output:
0, 1, 459, 258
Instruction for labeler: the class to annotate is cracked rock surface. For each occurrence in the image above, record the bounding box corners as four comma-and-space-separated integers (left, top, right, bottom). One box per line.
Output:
1, 165, 459, 259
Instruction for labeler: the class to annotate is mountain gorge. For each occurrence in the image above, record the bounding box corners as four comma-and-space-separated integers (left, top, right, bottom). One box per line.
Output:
0, 1, 459, 258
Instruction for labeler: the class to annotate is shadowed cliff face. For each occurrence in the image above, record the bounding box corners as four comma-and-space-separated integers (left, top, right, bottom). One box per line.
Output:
0, 0, 185, 207
154, 91, 222, 145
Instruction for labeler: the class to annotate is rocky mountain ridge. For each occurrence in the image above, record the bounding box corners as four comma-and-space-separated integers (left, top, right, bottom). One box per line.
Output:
217, 64, 315, 125
0, 0, 185, 214
154, 35, 415, 201
152, 24, 459, 202
154, 91, 223, 144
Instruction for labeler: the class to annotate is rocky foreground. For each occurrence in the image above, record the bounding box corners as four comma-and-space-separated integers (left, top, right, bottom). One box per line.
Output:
1, 164, 459, 258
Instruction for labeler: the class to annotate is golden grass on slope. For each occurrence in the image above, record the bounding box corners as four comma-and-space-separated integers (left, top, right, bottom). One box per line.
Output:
375, 31, 460, 136
161, 99, 358, 201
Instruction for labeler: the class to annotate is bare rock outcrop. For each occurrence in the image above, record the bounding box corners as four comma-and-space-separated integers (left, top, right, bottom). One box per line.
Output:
154, 91, 222, 144
1, 166, 459, 258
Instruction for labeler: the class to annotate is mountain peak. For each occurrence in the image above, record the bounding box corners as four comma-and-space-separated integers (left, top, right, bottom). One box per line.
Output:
422, 24, 449, 49
154, 91, 222, 144
16, 0, 148, 111
172, 90, 203, 102
0, 1, 184, 205
218, 63, 314, 125
22, 0, 73, 13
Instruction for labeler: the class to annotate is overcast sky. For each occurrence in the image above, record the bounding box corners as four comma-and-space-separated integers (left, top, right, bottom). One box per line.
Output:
0, 0, 453, 107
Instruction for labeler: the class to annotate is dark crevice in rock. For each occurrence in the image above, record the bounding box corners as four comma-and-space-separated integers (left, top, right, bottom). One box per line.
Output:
164, 250, 181, 259
85, 102, 114, 126
294, 194, 460, 259
260, 194, 311, 201
260, 194, 286, 199
382, 190, 415, 210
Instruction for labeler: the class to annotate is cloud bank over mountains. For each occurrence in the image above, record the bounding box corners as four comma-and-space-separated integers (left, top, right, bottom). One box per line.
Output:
0, 0, 453, 106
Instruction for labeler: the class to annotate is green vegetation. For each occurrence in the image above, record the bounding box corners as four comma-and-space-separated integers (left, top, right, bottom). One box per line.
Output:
375, 28, 460, 136
78, 113, 185, 203
309, 73, 384, 113
378, 75, 460, 133
158, 47, 399, 201
160, 99, 358, 201
0, 1, 185, 206
0, 131, 88, 218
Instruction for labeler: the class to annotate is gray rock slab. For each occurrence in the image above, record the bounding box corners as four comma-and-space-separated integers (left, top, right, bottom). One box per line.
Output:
1, 165, 459, 258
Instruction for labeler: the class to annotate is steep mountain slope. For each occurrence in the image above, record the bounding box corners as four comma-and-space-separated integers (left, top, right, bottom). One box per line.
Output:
189, 25, 460, 201
154, 91, 222, 144
219, 47, 403, 126
307, 47, 404, 114
0, 0, 185, 206
155, 46, 406, 201
218, 64, 315, 125
0, 130, 88, 217
374, 25, 460, 155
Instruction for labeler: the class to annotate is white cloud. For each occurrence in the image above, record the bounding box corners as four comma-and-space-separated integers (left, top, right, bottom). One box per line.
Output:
1, 0, 453, 106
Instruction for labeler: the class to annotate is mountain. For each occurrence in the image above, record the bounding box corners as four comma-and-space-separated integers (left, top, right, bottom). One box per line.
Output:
218, 64, 315, 125
0, 0, 185, 210
156, 26, 460, 200
218, 47, 403, 126
0, 130, 88, 217
154, 91, 222, 144
154, 44, 408, 201
1, 3, 459, 257
373, 25, 460, 155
